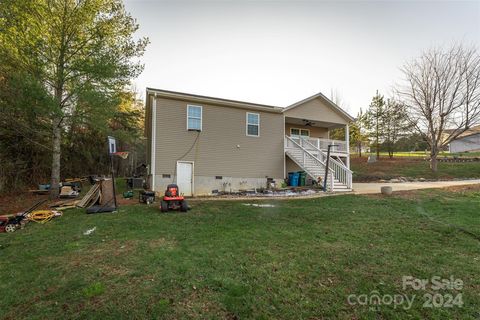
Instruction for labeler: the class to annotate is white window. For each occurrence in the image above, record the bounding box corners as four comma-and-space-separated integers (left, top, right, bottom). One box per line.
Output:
290, 128, 310, 137
246, 112, 260, 137
187, 105, 202, 131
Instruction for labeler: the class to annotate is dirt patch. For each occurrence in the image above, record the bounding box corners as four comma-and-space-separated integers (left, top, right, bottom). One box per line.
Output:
59, 240, 141, 279
63, 238, 177, 272
149, 238, 177, 250
116, 197, 141, 206
351, 157, 426, 182
439, 184, 480, 193
0, 193, 51, 214
0, 188, 138, 214
173, 288, 232, 319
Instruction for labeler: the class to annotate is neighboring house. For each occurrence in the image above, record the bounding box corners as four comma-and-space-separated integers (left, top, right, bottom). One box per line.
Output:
145, 88, 354, 196
446, 125, 480, 153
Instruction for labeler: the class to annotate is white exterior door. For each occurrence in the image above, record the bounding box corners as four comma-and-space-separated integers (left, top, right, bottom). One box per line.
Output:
176, 161, 193, 196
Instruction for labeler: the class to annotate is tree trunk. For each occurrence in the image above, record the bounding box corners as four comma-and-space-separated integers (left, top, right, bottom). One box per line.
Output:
430, 154, 438, 172
50, 118, 62, 198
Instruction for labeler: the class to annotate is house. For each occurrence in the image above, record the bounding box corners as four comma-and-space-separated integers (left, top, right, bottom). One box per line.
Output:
446, 125, 480, 153
145, 88, 354, 196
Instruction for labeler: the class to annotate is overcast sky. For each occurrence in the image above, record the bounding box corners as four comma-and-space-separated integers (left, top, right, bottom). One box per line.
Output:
124, 0, 480, 115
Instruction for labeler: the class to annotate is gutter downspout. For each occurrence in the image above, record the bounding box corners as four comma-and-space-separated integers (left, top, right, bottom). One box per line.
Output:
151, 94, 157, 191
283, 114, 286, 180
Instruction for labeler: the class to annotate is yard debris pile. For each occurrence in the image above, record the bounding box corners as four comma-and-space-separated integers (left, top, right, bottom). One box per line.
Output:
438, 157, 480, 162
242, 188, 319, 197
77, 179, 115, 209
202, 188, 324, 199
49, 199, 80, 210
29, 178, 84, 196
59, 185, 79, 198
263, 189, 318, 197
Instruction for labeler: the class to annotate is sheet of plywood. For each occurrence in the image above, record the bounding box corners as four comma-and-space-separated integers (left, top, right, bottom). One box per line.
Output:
99, 179, 114, 206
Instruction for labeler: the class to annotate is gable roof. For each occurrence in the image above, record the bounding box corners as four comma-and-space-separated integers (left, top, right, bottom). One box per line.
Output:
446, 125, 480, 139
146, 88, 283, 113
146, 88, 355, 121
282, 92, 354, 122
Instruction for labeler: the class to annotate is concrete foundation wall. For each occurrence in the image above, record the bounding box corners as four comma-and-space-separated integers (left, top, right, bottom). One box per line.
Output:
153, 175, 284, 196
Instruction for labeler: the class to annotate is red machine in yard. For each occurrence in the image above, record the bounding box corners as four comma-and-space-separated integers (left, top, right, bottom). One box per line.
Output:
0, 215, 18, 233
0, 200, 47, 233
160, 184, 188, 212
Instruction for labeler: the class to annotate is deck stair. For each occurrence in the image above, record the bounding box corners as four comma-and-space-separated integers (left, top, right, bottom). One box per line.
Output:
285, 136, 352, 192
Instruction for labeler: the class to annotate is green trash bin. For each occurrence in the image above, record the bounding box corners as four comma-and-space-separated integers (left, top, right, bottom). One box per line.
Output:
298, 171, 307, 186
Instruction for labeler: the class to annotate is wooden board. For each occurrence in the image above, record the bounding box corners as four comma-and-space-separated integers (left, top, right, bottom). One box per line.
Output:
99, 179, 114, 206
50, 199, 79, 208
77, 183, 100, 208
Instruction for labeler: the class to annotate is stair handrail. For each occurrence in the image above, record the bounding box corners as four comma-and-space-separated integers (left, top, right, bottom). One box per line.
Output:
285, 136, 336, 192
285, 136, 333, 171
300, 138, 352, 173
299, 137, 352, 189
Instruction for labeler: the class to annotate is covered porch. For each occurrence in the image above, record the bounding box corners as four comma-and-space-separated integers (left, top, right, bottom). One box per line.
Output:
284, 116, 350, 167
281, 92, 354, 191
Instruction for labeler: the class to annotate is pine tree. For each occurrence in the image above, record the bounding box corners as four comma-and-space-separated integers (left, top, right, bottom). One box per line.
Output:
383, 99, 410, 158
363, 91, 386, 159
0, 0, 148, 197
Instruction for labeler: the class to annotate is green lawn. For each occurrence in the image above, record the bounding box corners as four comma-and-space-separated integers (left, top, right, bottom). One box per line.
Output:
354, 151, 480, 158
1, 188, 479, 319
352, 157, 480, 181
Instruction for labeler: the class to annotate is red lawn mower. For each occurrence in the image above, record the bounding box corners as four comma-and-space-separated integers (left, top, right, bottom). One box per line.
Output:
160, 184, 188, 212
0, 200, 47, 233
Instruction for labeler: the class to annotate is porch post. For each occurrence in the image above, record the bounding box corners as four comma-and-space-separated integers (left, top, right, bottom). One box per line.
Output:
345, 123, 350, 169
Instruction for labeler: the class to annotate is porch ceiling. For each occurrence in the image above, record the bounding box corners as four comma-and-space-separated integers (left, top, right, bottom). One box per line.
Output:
285, 116, 345, 129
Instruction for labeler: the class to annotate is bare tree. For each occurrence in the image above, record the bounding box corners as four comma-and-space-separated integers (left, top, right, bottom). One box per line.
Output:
398, 44, 480, 171
330, 88, 350, 113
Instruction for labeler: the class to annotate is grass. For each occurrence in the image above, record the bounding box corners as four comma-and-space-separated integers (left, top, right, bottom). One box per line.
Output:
355, 151, 480, 158
1, 186, 480, 319
351, 157, 480, 181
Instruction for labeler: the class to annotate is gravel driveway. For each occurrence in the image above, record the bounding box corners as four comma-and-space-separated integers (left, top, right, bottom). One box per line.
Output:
353, 179, 480, 194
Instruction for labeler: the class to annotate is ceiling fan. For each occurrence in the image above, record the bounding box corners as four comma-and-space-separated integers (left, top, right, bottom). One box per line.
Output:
302, 119, 316, 127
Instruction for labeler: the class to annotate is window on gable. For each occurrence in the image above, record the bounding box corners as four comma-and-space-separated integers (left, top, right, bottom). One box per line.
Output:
246, 112, 260, 137
187, 105, 202, 131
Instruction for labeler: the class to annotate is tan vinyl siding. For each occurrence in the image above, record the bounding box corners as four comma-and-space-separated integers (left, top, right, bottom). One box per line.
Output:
153, 97, 284, 178
286, 156, 302, 173
285, 123, 328, 139
284, 98, 348, 125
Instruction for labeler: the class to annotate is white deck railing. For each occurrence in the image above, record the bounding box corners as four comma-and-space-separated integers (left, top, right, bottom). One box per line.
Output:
300, 138, 352, 190
285, 136, 352, 190
285, 136, 335, 191
290, 136, 348, 154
